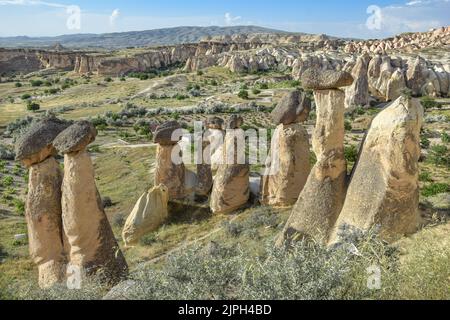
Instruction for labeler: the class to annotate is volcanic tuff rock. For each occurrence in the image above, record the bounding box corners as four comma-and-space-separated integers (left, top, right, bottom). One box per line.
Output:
53, 121, 97, 154
330, 96, 424, 244
277, 70, 352, 245
153, 121, 182, 145
122, 185, 169, 246
270, 90, 311, 125
55, 123, 128, 283
15, 117, 70, 167
301, 69, 354, 90
25, 157, 66, 288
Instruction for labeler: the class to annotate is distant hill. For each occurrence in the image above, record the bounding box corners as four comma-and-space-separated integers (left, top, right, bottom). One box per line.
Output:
0, 26, 295, 50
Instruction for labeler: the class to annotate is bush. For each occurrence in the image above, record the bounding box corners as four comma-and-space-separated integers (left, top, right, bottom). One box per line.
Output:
30, 79, 43, 87
441, 132, 449, 144
420, 96, 441, 109
238, 89, 249, 100
252, 88, 261, 95
421, 183, 450, 197
419, 171, 433, 182
2, 175, 14, 187
345, 145, 359, 163
13, 198, 25, 216
0, 145, 15, 160
196, 70, 204, 76
420, 136, 431, 149
344, 120, 353, 132
26, 101, 40, 111
427, 144, 449, 167
104, 77, 113, 83
15, 82, 22, 88
259, 83, 269, 90
21, 94, 31, 100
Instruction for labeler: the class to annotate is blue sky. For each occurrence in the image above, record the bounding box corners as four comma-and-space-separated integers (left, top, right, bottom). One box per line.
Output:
0, 0, 449, 38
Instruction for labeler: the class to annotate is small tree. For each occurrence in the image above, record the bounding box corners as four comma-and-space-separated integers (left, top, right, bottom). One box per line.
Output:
238, 89, 249, 100
26, 101, 40, 112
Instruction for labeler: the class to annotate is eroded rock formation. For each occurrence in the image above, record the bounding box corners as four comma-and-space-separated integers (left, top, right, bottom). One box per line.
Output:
277, 69, 353, 245
122, 185, 169, 246
54, 121, 128, 283
261, 91, 311, 207
330, 96, 424, 244
210, 115, 250, 214
15, 117, 69, 288
154, 121, 186, 200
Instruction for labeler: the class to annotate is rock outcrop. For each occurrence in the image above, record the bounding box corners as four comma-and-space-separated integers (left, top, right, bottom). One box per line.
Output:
345, 54, 370, 111
154, 121, 186, 200
15, 118, 69, 288
330, 96, 423, 244
210, 115, 250, 214
277, 69, 353, 245
261, 91, 311, 207
54, 121, 128, 283
122, 185, 169, 246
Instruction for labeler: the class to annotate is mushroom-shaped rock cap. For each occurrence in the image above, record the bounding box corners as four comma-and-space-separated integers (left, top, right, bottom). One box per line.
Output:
153, 121, 182, 145
15, 117, 70, 164
53, 121, 97, 154
226, 115, 244, 130
301, 69, 354, 90
206, 116, 224, 130
271, 91, 311, 125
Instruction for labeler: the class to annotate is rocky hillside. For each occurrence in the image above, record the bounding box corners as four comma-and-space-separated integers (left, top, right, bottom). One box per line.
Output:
0, 26, 291, 49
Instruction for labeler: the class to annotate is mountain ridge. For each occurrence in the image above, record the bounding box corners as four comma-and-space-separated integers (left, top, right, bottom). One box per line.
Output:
0, 25, 298, 49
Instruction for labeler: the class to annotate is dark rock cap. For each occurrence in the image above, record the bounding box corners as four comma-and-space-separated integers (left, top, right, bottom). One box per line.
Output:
15, 116, 70, 161
53, 120, 97, 154
271, 90, 311, 125
226, 114, 244, 129
206, 116, 224, 130
301, 69, 354, 90
153, 121, 182, 145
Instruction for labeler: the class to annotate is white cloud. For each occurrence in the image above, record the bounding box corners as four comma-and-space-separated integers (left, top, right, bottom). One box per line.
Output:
0, 0, 67, 8
224, 12, 241, 26
366, 0, 450, 36
109, 8, 120, 27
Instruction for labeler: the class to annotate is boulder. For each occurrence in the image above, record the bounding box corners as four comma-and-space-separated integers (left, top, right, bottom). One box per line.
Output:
301, 69, 353, 90
15, 117, 69, 167
53, 120, 96, 154
330, 96, 423, 244
25, 157, 66, 288
122, 185, 169, 246
153, 121, 182, 145
277, 88, 348, 245
261, 123, 311, 207
270, 90, 311, 125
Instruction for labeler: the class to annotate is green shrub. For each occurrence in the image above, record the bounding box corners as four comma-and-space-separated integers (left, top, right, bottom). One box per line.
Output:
419, 171, 433, 182
441, 132, 449, 144
15, 82, 22, 88
140, 233, 158, 246
345, 145, 359, 163
420, 136, 431, 149
26, 101, 40, 111
2, 175, 14, 187
13, 198, 25, 216
21, 93, 31, 100
238, 89, 249, 100
259, 83, 269, 90
421, 183, 450, 197
196, 70, 204, 76
104, 77, 113, 83
252, 88, 261, 95
420, 96, 441, 109
344, 120, 353, 132
30, 79, 43, 87
427, 144, 449, 167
